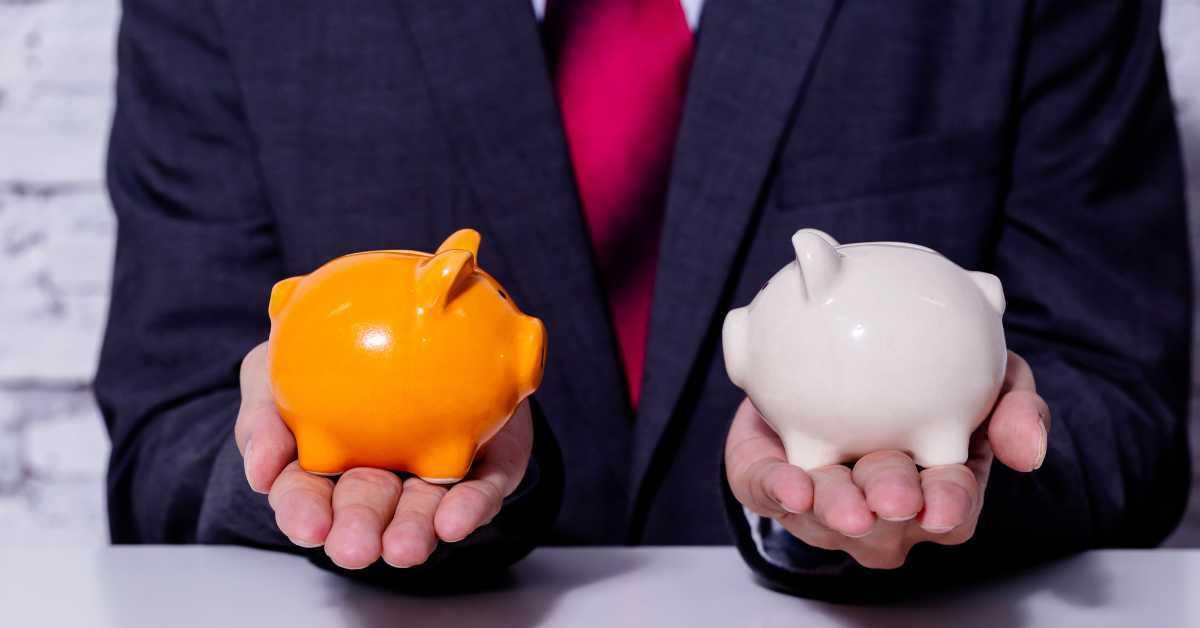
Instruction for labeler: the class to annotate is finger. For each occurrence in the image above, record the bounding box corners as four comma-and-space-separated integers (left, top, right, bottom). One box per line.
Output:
851, 451, 923, 522
810, 465, 875, 538
776, 512, 912, 570
323, 468, 403, 570
235, 342, 273, 452
236, 342, 296, 494
434, 401, 533, 542
917, 464, 978, 534
846, 521, 912, 570
1001, 350, 1037, 395
382, 478, 447, 568
725, 399, 813, 515
268, 462, 334, 548
988, 388, 1050, 472
241, 409, 296, 494
434, 477, 504, 543
738, 458, 816, 519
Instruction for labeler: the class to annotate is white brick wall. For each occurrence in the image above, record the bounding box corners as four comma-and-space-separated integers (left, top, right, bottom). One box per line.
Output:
0, 0, 1197, 547
1157, 0, 1200, 547
0, 0, 118, 546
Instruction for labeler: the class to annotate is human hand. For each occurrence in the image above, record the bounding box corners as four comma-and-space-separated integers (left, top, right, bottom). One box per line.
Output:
725, 351, 1049, 569
235, 342, 533, 569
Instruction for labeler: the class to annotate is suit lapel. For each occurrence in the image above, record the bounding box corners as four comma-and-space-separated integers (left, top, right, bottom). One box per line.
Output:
397, 0, 634, 503
631, 0, 842, 501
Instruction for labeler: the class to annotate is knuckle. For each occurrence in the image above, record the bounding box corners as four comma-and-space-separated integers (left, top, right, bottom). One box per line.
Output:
729, 445, 774, 479
282, 483, 329, 507
403, 477, 449, 497
811, 464, 854, 487
459, 480, 503, 506
392, 506, 435, 529
938, 478, 974, 506
728, 458, 771, 508
924, 472, 975, 502
341, 468, 402, 495
336, 502, 384, 522
253, 437, 290, 464
857, 450, 911, 469
274, 470, 331, 497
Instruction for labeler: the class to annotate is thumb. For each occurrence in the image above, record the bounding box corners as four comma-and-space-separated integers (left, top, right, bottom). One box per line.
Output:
989, 352, 1051, 472
236, 342, 297, 493
725, 399, 814, 517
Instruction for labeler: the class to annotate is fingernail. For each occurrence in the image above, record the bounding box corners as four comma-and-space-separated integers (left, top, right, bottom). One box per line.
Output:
923, 524, 957, 534
844, 529, 872, 539
1033, 422, 1048, 471
243, 439, 257, 491
328, 556, 366, 571
770, 491, 800, 514
288, 536, 322, 549
881, 513, 917, 522
441, 530, 469, 543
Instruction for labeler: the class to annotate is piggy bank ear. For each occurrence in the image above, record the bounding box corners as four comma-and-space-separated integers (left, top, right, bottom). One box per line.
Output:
268, 276, 304, 321
436, 228, 481, 260
417, 249, 475, 310
791, 229, 841, 301
970, 271, 1006, 315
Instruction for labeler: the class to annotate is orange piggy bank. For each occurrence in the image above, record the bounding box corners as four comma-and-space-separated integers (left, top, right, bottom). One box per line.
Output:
266, 229, 546, 482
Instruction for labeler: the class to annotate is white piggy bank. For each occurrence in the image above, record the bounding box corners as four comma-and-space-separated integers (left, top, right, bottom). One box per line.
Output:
722, 229, 1007, 470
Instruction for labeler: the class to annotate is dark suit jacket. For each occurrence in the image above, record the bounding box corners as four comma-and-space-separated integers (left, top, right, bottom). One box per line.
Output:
97, 0, 1192, 597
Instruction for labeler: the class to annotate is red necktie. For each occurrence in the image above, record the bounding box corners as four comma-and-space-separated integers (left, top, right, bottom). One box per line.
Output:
545, 0, 694, 408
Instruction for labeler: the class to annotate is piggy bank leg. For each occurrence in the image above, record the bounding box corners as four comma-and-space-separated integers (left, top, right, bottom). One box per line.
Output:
908, 426, 971, 468
412, 439, 477, 484
296, 433, 350, 476
780, 432, 843, 471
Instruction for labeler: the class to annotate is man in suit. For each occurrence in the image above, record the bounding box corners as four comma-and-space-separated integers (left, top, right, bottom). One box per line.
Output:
97, 0, 1191, 598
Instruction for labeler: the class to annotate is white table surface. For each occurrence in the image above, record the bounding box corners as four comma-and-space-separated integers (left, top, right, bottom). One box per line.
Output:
2, 546, 1198, 627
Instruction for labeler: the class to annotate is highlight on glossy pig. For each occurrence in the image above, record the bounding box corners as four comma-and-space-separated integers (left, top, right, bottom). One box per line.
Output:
266, 229, 546, 482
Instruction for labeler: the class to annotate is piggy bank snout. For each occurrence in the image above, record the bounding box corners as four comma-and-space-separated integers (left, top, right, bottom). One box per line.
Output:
722, 307, 749, 389
517, 315, 547, 398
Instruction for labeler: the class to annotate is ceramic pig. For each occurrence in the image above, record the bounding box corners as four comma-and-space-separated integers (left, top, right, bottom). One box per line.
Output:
722, 229, 1007, 470
267, 229, 546, 482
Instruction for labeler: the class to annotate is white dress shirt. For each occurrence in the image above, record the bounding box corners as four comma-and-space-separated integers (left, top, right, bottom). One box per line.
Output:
531, 0, 705, 31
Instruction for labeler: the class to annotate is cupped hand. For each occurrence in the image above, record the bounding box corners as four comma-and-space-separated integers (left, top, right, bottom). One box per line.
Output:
725, 351, 1049, 569
234, 342, 532, 569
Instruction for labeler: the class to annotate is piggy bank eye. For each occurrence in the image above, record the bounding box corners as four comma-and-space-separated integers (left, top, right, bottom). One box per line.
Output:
497, 288, 508, 300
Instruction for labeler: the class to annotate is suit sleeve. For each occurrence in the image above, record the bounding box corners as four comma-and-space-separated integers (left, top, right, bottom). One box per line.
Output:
96, 0, 562, 582
728, 0, 1192, 599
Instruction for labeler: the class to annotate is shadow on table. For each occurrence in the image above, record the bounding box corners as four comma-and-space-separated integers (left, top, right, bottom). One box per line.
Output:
326, 547, 645, 628
799, 553, 1119, 628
